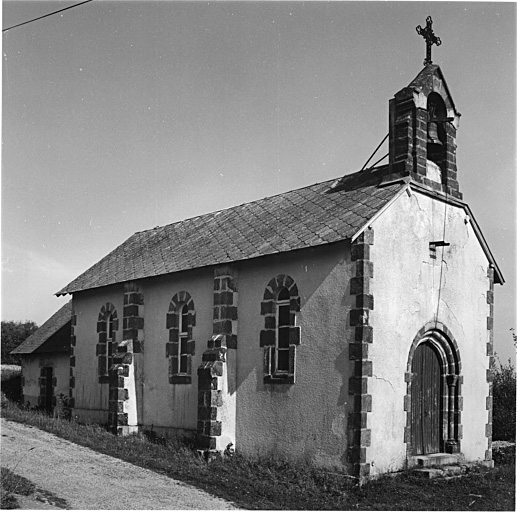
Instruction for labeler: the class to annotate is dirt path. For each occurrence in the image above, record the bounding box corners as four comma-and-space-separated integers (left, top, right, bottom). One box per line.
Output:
1, 419, 238, 510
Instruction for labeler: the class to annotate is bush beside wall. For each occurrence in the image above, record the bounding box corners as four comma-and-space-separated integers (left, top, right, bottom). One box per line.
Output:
1, 365, 22, 404
492, 358, 516, 442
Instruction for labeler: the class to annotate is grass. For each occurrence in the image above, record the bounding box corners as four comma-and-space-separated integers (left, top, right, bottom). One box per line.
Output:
0, 466, 69, 510
1, 399, 515, 510
0, 467, 35, 509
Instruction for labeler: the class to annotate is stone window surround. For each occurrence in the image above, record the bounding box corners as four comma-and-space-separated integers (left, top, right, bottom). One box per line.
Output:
96, 303, 119, 384
260, 274, 301, 384
166, 291, 196, 385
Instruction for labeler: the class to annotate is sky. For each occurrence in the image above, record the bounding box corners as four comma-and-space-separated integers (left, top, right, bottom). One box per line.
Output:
2, 1, 515, 363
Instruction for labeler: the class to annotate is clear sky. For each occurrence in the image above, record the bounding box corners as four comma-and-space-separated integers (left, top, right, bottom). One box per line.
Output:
2, 1, 515, 363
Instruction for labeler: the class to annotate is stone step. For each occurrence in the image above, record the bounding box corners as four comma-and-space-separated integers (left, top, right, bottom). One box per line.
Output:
416, 453, 459, 467
414, 465, 465, 479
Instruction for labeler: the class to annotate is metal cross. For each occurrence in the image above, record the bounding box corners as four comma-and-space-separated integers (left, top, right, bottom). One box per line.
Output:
416, 16, 441, 66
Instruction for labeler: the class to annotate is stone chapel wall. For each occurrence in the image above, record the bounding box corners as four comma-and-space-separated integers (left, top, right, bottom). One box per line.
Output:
368, 188, 492, 475
71, 285, 124, 424
71, 240, 357, 466
235, 241, 356, 468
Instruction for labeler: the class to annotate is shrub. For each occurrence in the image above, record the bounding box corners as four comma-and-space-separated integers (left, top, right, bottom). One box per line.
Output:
492, 443, 516, 466
1, 321, 38, 365
0, 366, 22, 404
492, 357, 516, 441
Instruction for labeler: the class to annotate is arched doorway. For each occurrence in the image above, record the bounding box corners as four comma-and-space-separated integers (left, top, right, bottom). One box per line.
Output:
405, 325, 462, 457
411, 342, 442, 454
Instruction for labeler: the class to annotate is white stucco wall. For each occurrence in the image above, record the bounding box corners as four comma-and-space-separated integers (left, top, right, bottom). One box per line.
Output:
72, 241, 355, 464
72, 268, 215, 433
139, 268, 214, 435
235, 242, 355, 467
21, 353, 70, 407
368, 188, 491, 475
73, 285, 124, 423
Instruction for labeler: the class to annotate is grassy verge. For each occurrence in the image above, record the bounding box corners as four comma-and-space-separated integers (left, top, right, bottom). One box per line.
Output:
1, 400, 515, 510
0, 467, 36, 509
0, 466, 69, 510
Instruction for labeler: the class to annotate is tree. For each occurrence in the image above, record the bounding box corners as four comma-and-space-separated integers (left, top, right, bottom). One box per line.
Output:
1, 320, 38, 365
492, 329, 516, 441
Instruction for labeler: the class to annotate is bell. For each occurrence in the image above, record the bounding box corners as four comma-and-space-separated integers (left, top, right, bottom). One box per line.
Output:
427, 121, 443, 146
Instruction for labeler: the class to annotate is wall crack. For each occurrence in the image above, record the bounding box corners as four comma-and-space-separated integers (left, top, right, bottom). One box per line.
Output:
372, 374, 395, 392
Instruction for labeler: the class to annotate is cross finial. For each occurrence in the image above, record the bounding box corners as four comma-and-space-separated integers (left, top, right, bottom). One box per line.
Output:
416, 16, 441, 66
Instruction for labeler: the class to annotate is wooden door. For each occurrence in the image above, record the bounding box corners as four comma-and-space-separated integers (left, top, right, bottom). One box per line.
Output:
411, 342, 442, 455
44, 367, 54, 414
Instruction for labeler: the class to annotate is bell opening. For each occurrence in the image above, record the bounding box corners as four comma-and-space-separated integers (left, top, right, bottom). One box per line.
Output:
426, 93, 447, 181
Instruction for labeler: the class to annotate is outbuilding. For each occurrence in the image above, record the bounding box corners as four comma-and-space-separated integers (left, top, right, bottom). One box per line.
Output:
11, 301, 72, 413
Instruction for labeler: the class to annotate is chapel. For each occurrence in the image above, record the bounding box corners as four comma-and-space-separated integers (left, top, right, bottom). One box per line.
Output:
18, 20, 504, 478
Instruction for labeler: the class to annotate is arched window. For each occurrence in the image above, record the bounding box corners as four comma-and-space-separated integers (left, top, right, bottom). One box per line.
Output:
96, 303, 118, 383
166, 291, 196, 384
260, 275, 301, 383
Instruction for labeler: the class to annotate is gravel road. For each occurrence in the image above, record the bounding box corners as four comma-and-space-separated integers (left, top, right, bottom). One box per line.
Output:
1, 418, 238, 510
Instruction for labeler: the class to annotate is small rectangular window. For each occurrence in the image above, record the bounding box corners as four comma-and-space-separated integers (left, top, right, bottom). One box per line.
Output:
181, 310, 189, 334
179, 338, 188, 373
180, 354, 188, 374
277, 349, 289, 372
278, 304, 290, 326
276, 297, 292, 373
106, 314, 114, 375
108, 317, 114, 340
278, 327, 290, 348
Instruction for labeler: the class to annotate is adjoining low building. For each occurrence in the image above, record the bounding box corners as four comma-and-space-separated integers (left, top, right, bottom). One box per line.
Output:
11, 301, 71, 412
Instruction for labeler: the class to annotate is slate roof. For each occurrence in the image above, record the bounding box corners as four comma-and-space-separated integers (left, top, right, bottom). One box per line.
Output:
55, 167, 406, 296
11, 301, 72, 355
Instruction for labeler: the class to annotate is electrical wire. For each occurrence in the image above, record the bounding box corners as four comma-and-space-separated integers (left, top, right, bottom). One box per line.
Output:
2, 0, 93, 33
434, 175, 449, 329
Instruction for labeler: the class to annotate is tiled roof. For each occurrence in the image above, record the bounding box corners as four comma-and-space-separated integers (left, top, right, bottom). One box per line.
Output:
56, 167, 404, 295
11, 301, 72, 354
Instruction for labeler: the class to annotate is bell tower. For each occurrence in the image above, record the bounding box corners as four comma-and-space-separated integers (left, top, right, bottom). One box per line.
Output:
387, 17, 462, 200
